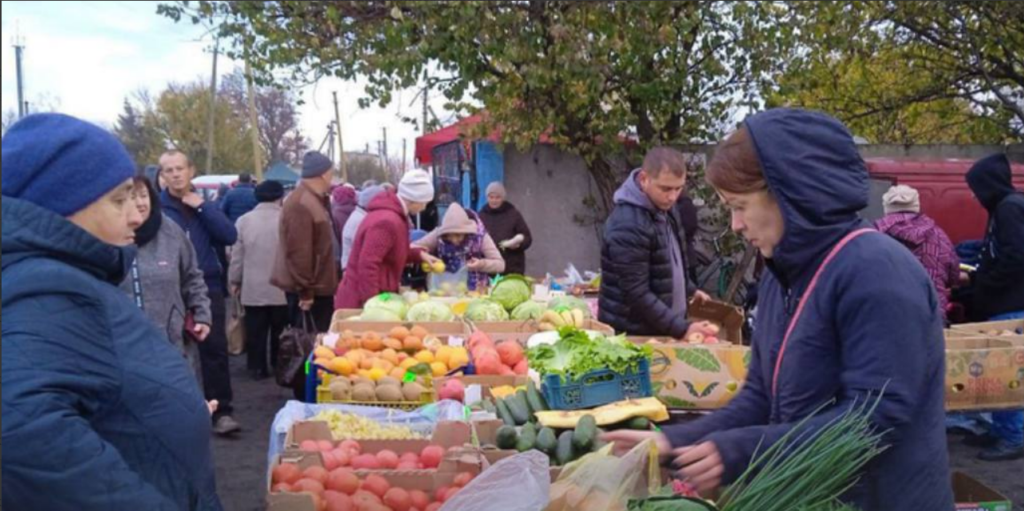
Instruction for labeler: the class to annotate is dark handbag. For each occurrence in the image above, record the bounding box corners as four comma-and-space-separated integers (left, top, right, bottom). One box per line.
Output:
276, 312, 318, 388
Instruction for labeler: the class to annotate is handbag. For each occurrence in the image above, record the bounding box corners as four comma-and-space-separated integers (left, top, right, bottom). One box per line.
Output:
276, 312, 318, 388
227, 296, 246, 356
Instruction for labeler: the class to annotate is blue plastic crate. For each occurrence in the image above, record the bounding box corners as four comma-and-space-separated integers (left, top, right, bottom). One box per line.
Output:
541, 359, 652, 410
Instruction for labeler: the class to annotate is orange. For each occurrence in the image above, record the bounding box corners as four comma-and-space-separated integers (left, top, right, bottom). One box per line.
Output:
430, 362, 449, 377
448, 350, 470, 371
367, 367, 387, 382
434, 345, 454, 366
314, 346, 336, 361
389, 326, 411, 341
400, 358, 419, 370
330, 357, 355, 376
410, 326, 430, 339
414, 350, 435, 364
381, 348, 400, 366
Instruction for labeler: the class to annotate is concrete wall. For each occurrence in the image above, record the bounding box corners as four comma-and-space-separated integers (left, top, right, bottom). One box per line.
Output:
503, 146, 608, 278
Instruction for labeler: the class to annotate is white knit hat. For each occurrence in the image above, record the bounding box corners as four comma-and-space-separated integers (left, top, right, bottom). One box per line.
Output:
883, 185, 921, 214
398, 170, 435, 203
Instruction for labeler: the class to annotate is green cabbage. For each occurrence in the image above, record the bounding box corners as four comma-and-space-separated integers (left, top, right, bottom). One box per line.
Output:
358, 308, 404, 322
547, 296, 592, 318
465, 298, 510, 322
406, 300, 456, 322
490, 275, 532, 311
511, 301, 546, 321
364, 292, 409, 320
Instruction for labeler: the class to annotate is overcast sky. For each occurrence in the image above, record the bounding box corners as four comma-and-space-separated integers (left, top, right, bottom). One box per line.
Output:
1, 1, 456, 165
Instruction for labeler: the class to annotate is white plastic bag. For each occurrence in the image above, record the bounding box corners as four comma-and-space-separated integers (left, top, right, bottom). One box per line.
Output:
440, 450, 551, 511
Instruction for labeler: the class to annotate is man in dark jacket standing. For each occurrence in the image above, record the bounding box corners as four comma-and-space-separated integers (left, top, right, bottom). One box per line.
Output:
599, 147, 711, 338
272, 151, 339, 332
160, 150, 241, 436
965, 153, 1024, 461
221, 173, 259, 223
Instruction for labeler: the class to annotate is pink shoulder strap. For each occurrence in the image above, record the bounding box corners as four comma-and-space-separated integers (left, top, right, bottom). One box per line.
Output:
771, 228, 875, 398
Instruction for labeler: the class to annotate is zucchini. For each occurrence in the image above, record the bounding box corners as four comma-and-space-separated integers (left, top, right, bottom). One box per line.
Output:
555, 430, 576, 466
517, 422, 538, 452
495, 397, 516, 426
496, 425, 518, 450
536, 427, 558, 455
526, 379, 549, 413
573, 414, 597, 451
507, 391, 531, 425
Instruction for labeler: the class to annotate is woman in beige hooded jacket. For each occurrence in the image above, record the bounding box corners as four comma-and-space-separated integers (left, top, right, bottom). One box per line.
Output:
414, 203, 505, 291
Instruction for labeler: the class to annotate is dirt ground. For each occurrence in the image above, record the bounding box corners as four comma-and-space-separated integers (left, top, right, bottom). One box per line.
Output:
213, 355, 1024, 511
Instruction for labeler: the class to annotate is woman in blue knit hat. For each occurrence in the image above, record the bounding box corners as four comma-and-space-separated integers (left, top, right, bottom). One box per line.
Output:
2, 114, 224, 511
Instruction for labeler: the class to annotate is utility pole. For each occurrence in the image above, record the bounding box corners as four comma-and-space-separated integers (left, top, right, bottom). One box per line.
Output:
402, 138, 407, 173
205, 39, 220, 175
13, 29, 26, 119
244, 49, 263, 180
382, 127, 390, 169
422, 71, 429, 135
333, 91, 347, 182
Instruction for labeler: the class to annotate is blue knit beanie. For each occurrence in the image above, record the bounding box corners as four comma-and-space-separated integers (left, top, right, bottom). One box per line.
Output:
302, 151, 334, 178
2, 113, 136, 216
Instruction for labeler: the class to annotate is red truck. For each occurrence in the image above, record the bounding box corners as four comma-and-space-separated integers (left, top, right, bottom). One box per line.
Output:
865, 158, 1024, 244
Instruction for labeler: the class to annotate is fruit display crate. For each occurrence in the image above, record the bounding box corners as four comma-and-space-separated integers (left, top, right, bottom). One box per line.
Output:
304, 355, 437, 410
541, 359, 653, 410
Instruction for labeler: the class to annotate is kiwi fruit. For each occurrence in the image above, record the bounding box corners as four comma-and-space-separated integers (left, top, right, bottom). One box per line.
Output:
329, 380, 352, 400
377, 377, 401, 389
350, 376, 374, 387
376, 385, 404, 402
402, 382, 426, 402
352, 383, 377, 402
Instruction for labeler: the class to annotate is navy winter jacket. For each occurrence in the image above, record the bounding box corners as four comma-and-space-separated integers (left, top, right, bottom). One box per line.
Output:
662, 109, 954, 511
161, 189, 238, 293
220, 183, 259, 224
1, 198, 223, 511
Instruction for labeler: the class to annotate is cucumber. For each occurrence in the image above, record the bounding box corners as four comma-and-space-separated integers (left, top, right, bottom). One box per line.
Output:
555, 430, 576, 466
496, 425, 518, 450
625, 417, 651, 431
482, 398, 497, 415
495, 397, 516, 426
526, 379, 549, 413
536, 427, 558, 455
507, 391, 531, 425
573, 415, 597, 451
516, 422, 538, 452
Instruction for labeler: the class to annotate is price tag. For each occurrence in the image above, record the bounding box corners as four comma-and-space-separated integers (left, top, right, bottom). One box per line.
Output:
322, 332, 340, 349
465, 384, 483, 405
403, 371, 417, 383
448, 336, 466, 348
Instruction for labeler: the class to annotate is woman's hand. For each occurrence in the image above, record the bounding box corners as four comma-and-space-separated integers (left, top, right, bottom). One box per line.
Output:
672, 441, 724, 494
421, 252, 442, 266
466, 258, 486, 271
194, 323, 211, 342
599, 430, 672, 459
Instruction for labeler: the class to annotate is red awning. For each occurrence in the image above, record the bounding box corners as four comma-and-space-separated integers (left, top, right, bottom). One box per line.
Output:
415, 114, 499, 166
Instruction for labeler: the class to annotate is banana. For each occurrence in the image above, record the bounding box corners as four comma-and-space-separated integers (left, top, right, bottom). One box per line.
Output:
539, 322, 557, 332
571, 308, 585, 327
542, 310, 565, 327
560, 310, 575, 327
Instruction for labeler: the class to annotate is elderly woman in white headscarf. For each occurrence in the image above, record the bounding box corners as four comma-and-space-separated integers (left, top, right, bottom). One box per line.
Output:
873, 184, 960, 320
478, 182, 533, 276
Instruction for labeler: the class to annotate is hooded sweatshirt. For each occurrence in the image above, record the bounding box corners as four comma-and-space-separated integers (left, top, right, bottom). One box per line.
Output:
661, 109, 953, 511
331, 186, 358, 254
414, 203, 505, 290
598, 169, 692, 338
965, 153, 1024, 318
341, 185, 386, 269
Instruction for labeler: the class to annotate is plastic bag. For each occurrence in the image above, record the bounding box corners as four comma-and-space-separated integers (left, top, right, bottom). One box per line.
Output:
546, 439, 661, 511
440, 450, 551, 511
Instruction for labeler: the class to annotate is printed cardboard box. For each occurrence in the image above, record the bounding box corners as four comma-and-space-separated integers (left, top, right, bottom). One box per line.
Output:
953, 472, 1011, 511
631, 338, 751, 410
945, 337, 1024, 411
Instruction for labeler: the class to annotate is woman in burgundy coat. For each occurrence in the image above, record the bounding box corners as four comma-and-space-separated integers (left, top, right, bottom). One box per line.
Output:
334, 170, 440, 308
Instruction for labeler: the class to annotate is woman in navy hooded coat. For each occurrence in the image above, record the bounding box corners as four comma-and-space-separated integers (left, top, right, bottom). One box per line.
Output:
604, 109, 953, 510
2, 114, 223, 511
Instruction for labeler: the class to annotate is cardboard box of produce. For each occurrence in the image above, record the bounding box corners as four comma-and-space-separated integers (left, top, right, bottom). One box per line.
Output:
287, 419, 505, 452
687, 299, 744, 344
266, 447, 483, 511
953, 472, 1011, 511
630, 338, 751, 410
435, 375, 530, 400
468, 320, 542, 346
330, 317, 470, 336
945, 338, 1024, 411
951, 319, 1024, 339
